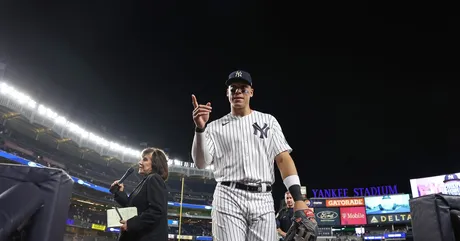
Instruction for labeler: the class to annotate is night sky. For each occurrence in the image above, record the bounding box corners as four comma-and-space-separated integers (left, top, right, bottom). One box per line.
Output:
0, 2, 458, 206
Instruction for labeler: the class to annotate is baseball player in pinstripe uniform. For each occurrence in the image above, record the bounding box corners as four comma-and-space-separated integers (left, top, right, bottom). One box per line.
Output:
191, 70, 318, 241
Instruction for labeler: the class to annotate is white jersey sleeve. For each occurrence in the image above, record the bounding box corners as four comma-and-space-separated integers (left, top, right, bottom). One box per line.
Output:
270, 116, 292, 158
205, 126, 216, 162
191, 127, 216, 168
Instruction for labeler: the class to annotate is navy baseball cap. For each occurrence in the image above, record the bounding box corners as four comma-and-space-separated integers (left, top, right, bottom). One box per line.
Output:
444, 174, 459, 183
225, 70, 252, 86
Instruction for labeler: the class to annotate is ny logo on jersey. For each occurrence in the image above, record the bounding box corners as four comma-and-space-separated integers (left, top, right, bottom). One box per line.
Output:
252, 122, 270, 139
235, 71, 243, 77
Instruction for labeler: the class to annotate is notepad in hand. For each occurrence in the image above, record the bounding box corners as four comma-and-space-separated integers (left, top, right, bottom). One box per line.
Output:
107, 207, 138, 228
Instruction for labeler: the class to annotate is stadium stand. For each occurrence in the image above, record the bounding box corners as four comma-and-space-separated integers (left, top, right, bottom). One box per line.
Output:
0, 132, 214, 240
0, 84, 216, 240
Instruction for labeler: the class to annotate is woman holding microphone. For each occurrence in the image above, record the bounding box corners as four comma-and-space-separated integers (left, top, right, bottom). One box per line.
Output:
111, 147, 169, 241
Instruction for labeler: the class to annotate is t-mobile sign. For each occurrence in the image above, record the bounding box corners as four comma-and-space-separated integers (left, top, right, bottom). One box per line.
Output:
340, 207, 367, 225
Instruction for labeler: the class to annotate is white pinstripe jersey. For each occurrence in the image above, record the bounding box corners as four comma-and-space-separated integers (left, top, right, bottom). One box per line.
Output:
204, 110, 292, 185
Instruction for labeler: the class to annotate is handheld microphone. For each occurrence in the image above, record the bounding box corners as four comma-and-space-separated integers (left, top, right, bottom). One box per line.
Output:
110, 167, 135, 193
119, 167, 135, 184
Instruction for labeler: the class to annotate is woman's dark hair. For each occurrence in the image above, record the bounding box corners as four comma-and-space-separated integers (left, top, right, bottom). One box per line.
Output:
141, 147, 169, 181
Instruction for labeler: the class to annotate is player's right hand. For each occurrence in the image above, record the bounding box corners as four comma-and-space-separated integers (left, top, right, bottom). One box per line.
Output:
111, 180, 124, 192
191, 94, 212, 129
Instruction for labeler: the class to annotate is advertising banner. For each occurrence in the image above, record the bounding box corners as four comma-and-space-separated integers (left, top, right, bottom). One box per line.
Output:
310, 198, 327, 208
304, 199, 315, 212
317, 227, 333, 237
314, 208, 341, 226
67, 219, 92, 229
312, 185, 398, 198
91, 223, 106, 231
301, 186, 307, 195
326, 198, 365, 207
168, 219, 179, 227
384, 232, 407, 239
364, 194, 410, 215
363, 235, 384, 240
107, 227, 120, 233
339, 206, 367, 225
410, 172, 460, 198
366, 213, 411, 224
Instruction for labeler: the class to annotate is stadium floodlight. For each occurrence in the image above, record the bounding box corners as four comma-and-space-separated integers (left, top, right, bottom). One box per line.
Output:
0, 82, 142, 158
172, 159, 183, 166
167, 159, 174, 166
0, 81, 212, 169
38, 104, 58, 119
0, 83, 37, 109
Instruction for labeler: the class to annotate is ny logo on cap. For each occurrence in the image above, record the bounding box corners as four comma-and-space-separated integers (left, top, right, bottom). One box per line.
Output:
235, 71, 243, 78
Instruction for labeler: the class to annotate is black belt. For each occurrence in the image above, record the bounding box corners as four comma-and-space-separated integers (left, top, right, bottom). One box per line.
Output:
221, 182, 272, 192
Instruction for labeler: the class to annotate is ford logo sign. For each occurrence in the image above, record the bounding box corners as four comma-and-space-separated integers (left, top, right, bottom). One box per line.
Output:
317, 211, 338, 220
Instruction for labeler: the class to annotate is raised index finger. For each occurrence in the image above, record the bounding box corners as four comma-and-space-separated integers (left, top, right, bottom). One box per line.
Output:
191, 94, 199, 108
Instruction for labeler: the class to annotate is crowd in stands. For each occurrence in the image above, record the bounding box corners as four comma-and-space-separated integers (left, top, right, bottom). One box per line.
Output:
169, 223, 212, 236
73, 184, 114, 202
63, 233, 117, 241
167, 179, 214, 205
317, 228, 411, 241
1, 130, 217, 201
69, 204, 106, 225
0, 129, 217, 239
68, 203, 213, 236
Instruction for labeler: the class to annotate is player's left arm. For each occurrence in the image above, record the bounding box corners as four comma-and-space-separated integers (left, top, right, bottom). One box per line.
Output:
270, 116, 308, 211
275, 152, 308, 211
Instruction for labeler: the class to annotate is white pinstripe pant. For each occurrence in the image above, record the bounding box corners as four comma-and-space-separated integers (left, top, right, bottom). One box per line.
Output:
211, 183, 277, 241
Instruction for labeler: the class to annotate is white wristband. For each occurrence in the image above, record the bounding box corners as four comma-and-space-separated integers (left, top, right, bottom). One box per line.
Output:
283, 175, 300, 189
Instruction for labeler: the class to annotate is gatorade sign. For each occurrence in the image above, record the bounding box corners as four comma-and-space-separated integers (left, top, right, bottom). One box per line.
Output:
326, 198, 365, 207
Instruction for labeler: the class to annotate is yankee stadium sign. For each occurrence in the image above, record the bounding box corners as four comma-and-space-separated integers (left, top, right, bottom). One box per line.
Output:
312, 185, 398, 198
